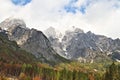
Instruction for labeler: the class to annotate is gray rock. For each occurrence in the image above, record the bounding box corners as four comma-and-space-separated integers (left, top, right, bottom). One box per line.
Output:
0, 18, 68, 64
45, 27, 120, 63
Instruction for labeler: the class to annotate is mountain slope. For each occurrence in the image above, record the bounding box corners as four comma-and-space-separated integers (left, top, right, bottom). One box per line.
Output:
0, 18, 69, 64
0, 29, 37, 64
45, 27, 120, 63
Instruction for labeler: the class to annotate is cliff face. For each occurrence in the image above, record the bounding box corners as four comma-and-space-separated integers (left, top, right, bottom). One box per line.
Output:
0, 18, 68, 64
45, 27, 120, 63
0, 28, 37, 64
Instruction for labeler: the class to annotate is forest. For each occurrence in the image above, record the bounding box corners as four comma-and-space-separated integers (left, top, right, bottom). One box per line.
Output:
0, 61, 119, 80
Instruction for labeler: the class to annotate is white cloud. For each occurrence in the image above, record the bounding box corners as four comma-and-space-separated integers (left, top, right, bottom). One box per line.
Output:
84, 0, 120, 38
0, 0, 120, 39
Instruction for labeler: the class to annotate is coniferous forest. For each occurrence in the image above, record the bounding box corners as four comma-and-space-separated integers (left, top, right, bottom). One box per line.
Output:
0, 61, 120, 80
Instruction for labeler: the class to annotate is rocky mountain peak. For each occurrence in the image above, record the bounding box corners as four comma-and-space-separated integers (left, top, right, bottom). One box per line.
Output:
44, 27, 56, 38
0, 18, 26, 30
74, 28, 84, 33
0, 18, 68, 64
45, 26, 120, 63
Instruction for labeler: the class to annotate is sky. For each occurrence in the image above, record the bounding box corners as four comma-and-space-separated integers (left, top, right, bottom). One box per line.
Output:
0, 0, 120, 39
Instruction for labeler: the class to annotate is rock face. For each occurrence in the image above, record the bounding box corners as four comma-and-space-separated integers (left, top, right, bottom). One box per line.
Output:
45, 27, 120, 63
0, 18, 68, 64
0, 28, 37, 64
44, 27, 65, 57
0, 18, 26, 30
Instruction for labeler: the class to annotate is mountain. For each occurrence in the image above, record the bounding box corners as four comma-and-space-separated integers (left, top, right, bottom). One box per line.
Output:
45, 27, 120, 63
44, 27, 65, 57
0, 28, 37, 63
0, 18, 68, 65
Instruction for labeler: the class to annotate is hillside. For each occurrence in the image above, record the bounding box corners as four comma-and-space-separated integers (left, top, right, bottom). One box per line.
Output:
0, 29, 37, 64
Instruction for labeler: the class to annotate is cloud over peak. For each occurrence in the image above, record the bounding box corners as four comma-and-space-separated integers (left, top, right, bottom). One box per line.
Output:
0, 0, 120, 39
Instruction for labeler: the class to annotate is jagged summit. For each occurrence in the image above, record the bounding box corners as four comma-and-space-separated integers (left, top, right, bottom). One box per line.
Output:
0, 18, 68, 64
0, 18, 26, 30
45, 26, 120, 63
44, 27, 56, 38
1, 17, 120, 63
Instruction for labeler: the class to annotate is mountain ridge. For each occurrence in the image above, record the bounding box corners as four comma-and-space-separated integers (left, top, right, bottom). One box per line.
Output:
45, 27, 120, 63
1, 18, 120, 64
0, 18, 69, 65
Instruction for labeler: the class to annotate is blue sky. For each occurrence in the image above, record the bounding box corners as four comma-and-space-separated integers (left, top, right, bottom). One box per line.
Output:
64, 0, 78, 14
64, 0, 91, 14
0, 0, 120, 39
11, 0, 32, 6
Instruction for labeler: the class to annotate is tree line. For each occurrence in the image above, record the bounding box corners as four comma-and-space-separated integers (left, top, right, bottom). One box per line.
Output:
0, 60, 120, 80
